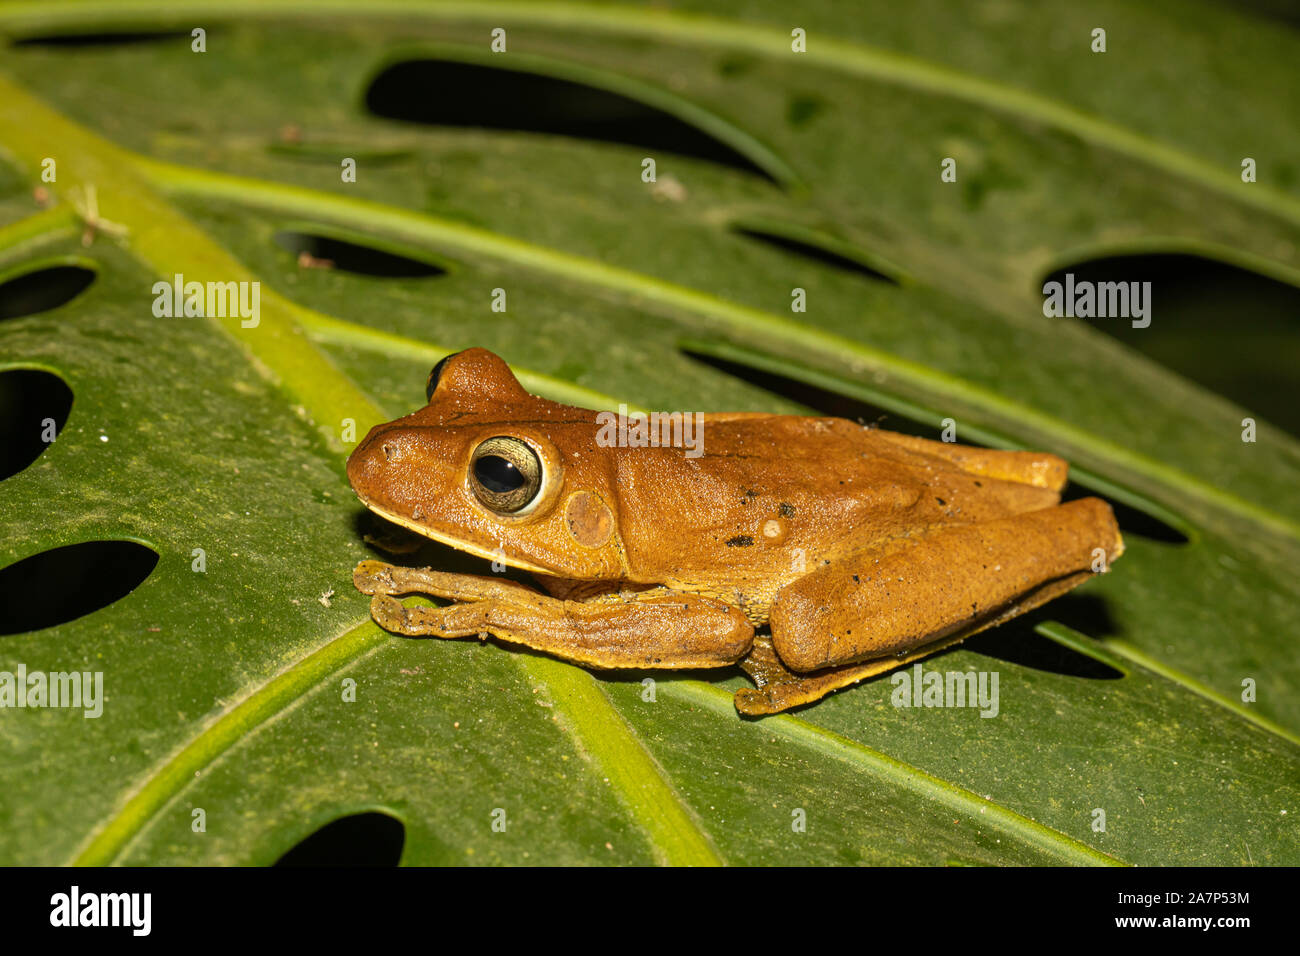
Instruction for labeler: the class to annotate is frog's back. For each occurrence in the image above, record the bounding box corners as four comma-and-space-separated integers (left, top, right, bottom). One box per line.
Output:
612, 414, 1067, 601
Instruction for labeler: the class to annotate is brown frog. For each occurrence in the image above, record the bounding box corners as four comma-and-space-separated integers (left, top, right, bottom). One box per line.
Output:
347, 348, 1122, 715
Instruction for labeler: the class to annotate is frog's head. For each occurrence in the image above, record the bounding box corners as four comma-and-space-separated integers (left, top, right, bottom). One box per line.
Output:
346, 348, 626, 579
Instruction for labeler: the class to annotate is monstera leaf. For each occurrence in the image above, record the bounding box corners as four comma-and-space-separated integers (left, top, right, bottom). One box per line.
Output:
0, 1, 1296, 866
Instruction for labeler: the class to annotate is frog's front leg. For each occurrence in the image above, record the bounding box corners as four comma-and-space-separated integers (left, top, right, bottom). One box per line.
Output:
738, 497, 1122, 715
353, 560, 754, 670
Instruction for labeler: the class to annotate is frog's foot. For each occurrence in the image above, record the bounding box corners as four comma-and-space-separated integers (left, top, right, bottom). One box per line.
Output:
735, 633, 972, 716
356, 561, 754, 670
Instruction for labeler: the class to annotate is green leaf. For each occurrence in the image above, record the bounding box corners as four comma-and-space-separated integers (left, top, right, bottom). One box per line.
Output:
0, 0, 1296, 866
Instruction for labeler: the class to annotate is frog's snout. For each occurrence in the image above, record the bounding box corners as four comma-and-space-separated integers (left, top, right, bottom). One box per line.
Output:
345, 428, 380, 486
346, 425, 459, 518
346, 425, 404, 496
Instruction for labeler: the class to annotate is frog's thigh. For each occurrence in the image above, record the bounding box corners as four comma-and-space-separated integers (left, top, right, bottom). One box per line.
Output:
770, 497, 1122, 673
367, 579, 754, 670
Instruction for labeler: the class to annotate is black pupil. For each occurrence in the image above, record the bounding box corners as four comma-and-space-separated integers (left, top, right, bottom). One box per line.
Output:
474, 455, 526, 494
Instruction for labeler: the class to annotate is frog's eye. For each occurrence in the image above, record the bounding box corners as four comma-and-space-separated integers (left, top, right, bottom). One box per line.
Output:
426, 351, 461, 402
469, 436, 543, 515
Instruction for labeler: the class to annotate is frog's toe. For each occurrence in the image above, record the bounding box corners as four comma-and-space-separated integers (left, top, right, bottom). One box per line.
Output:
368, 593, 414, 632
734, 686, 785, 717
368, 593, 458, 637
733, 680, 825, 716
735, 658, 897, 715
369, 593, 485, 639
353, 560, 398, 595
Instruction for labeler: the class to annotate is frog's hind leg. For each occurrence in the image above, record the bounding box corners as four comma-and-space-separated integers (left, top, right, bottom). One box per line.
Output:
736, 568, 1093, 715
736, 497, 1122, 715
872, 431, 1069, 492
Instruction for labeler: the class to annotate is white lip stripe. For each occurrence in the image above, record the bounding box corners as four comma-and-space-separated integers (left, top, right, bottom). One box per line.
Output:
359, 499, 555, 575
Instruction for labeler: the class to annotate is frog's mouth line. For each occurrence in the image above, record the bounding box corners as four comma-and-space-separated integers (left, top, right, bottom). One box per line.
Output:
358, 499, 557, 576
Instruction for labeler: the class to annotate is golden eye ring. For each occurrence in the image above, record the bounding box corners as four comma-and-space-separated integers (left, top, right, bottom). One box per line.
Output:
469, 436, 544, 515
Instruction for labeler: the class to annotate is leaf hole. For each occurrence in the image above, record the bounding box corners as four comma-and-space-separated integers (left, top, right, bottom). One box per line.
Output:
364, 58, 781, 182
1040, 253, 1300, 437
963, 608, 1124, 680
273, 231, 447, 279
0, 263, 96, 320
10, 30, 194, 49
730, 223, 900, 284
274, 811, 405, 866
1060, 482, 1189, 544
0, 368, 73, 481
0, 541, 158, 636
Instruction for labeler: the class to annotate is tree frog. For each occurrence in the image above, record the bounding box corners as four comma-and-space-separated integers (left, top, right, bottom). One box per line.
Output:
347, 349, 1123, 715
